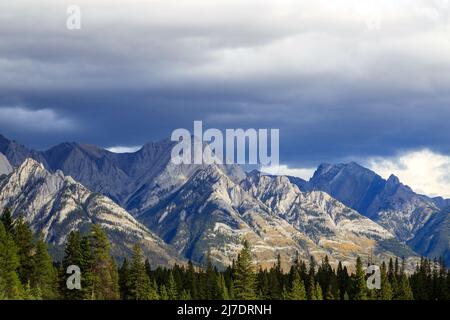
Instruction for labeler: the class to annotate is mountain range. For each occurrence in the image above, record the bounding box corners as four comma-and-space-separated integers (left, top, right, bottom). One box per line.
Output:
289, 162, 449, 265
0, 134, 448, 267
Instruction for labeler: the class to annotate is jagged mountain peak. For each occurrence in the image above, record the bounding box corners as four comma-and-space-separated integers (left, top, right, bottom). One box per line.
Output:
313, 161, 378, 181
18, 157, 44, 170
294, 160, 441, 246
141, 161, 412, 269
387, 174, 400, 185
0, 134, 48, 168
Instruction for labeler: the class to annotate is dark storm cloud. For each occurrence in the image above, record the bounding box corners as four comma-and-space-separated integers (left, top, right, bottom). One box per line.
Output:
1, 0, 450, 169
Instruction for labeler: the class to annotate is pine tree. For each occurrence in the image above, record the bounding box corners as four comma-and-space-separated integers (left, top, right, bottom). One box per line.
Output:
317, 256, 333, 296
167, 272, 178, 300
119, 258, 132, 300
353, 257, 367, 300
0, 208, 14, 234
388, 258, 399, 298
80, 235, 95, 299
180, 289, 191, 300
217, 274, 230, 300
0, 279, 6, 300
287, 271, 306, 300
397, 273, 413, 300
31, 235, 58, 299
233, 240, 257, 300
205, 254, 220, 299
308, 275, 317, 300
159, 284, 169, 300
315, 282, 323, 300
129, 244, 153, 300
0, 222, 22, 299
89, 225, 119, 300
257, 270, 270, 299
12, 217, 35, 286
267, 269, 282, 299
22, 282, 40, 300
336, 262, 349, 300
325, 285, 335, 300
379, 262, 393, 300
149, 279, 160, 300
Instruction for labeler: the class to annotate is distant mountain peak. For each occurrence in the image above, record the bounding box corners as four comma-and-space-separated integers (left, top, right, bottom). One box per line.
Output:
387, 174, 400, 185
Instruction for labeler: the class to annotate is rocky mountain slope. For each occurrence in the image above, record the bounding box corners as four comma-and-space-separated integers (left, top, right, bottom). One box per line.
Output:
0, 152, 12, 176
140, 164, 414, 269
408, 207, 450, 265
1, 134, 445, 267
0, 158, 179, 265
242, 171, 415, 258
290, 162, 447, 264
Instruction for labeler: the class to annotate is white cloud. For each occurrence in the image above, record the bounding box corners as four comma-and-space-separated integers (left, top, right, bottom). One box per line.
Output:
260, 164, 315, 180
0, 106, 76, 132
106, 146, 142, 153
367, 149, 450, 198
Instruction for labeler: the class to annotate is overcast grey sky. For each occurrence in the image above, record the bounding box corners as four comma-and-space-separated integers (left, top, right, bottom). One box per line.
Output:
1, 0, 450, 196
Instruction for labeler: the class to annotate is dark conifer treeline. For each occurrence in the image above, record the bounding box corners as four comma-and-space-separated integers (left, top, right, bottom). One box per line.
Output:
0, 209, 449, 300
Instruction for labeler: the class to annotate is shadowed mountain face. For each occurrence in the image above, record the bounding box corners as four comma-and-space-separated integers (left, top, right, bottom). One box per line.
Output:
306, 162, 387, 216
408, 207, 450, 266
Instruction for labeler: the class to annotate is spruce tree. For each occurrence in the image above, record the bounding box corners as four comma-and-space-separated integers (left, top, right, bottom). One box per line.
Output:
315, 282, 323, 300
129, 244, 153, 300
205, 254, 220, 299
0, 222, 22, 299
353, 257, 367, 300
167, 272, 178, 300
0, 208, 14, 234
185, 261, 198, 299
80, 235, 95, 299
12, 217, 35, 286
308, 275, 317, 300
233, 240, 257, 300
379, 262, 393, 300
89, 225, 119, 300
180, 289, 191, 300
159, 284, 169, 300
119, 258, 132, 300
287, 271, 306, 300
22, 282, 40, 300
267, 269, 282, 299
217, 274, 230, 300
397, 273, 413, 300
149, 279, 160, 300
336, 261, 349, 300
31, 235, 58, 299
